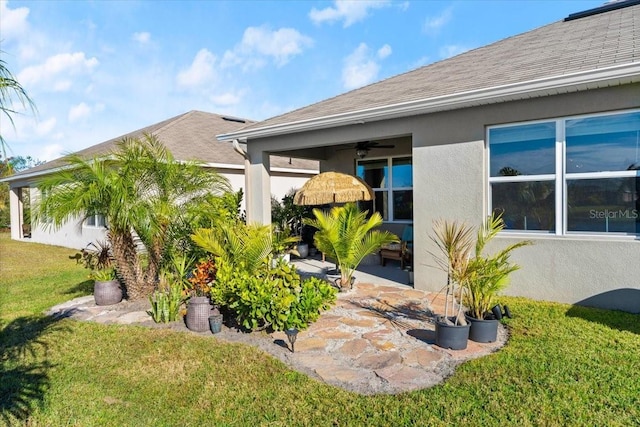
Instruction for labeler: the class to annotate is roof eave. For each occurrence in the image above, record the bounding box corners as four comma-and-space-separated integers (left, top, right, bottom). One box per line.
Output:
217, 62, 640, 141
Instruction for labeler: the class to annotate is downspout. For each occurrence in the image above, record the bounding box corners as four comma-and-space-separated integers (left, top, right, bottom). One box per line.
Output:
232, 139, 251, 218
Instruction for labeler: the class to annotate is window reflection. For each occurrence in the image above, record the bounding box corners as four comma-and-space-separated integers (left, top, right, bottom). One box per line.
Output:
489, 123, 556, 176
567, 177, 640, 234
357, 160, 387, 188
566, 112, 640, 173
491, 181, 555, 232
392, 157, 412, 187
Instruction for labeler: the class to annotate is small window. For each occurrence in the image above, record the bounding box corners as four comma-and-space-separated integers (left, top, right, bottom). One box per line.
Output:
357, 156, 412, 222
85, 214, 107, 228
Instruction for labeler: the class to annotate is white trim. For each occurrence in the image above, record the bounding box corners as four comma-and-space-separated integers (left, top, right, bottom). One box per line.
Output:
3, 161, 318, 184
489, 174, 555, 183
218, 63, 640, 141
565, 170, 640, 179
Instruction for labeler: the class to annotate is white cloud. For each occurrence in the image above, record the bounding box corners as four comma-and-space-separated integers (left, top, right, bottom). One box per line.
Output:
0, 0, 30, 41
132, 31, 151, 44
410, 56, 430, 70
210, 90, 246, 106
35, 117, 57, 137
397, 1, 410, 12
377, 44, 392, 59
342, 43, 384, 90
176, 48, 217, 88
309, 0, 390, 27
222, 26, 313, 70
439, 44, 471, 59
53, 80, 72, 92
423, 7, 453, 35
18, 52, 99, 90
68, 102, 92, 122
41, 144, 64, 161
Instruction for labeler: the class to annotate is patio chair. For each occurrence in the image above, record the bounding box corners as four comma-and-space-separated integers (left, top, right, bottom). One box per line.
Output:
22, 223, 32, 238
379, 225, 413, 269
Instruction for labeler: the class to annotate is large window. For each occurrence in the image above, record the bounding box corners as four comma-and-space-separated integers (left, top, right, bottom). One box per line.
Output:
489, 110, 640, 236
357, 156, 412, 222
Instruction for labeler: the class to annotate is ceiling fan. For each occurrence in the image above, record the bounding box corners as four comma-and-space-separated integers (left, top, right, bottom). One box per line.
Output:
336, 141, 395, 159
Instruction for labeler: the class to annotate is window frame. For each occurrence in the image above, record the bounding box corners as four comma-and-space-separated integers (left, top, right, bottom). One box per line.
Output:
356, 155, 413, 223
84, 214, 107, 228
487, 109, 640, 238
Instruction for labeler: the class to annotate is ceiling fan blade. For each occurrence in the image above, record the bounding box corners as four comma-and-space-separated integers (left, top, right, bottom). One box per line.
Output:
372, 144, 395, 149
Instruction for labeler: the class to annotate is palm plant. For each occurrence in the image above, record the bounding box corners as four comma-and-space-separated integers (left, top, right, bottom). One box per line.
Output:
35, 134, 230, 300
0, 54, 38, 159
430, 218, 475, 325
304, 203, 398, 290
464, 214, 532, 319
191, 221, 273, 276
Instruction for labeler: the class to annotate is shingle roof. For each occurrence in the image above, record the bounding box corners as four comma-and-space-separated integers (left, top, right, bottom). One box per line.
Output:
237, 2, 640, 132
10, 111, 318, 179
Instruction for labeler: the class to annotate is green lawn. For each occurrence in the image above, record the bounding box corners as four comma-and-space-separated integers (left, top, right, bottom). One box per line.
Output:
1, 232, 639, 426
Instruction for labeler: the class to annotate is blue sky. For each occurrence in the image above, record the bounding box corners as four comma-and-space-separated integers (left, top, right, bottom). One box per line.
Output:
1, 0, 603, 161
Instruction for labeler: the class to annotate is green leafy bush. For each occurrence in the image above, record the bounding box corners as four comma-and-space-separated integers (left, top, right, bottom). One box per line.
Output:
214, 258, 336, 331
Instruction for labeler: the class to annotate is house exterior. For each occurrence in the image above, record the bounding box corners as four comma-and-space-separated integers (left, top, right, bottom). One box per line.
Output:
3, 110, 318, 249
218, 1, 640, 312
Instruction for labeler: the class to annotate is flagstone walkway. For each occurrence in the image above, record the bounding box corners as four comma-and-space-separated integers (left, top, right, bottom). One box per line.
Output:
47, 282, 506, 395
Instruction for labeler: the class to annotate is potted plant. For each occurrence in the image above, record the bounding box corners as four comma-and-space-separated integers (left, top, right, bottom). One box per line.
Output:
304, 203, 398, 291
463, 214, 532, 343
184, 258, 217, 332
271, 190, 314, 258
430, 219, 475, 350
92, 267, 123, 306
71, 240, 123, 305
271, 226, 300, 264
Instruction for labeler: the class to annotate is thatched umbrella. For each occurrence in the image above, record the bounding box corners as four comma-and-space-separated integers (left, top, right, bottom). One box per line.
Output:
293, 171, 373, 206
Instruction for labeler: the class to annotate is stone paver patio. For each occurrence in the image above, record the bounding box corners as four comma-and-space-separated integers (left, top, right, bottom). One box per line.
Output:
48, 280, 507, 395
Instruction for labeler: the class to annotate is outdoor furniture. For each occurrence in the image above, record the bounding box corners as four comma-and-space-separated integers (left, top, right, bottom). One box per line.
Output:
22, 223, 31, 238
379, 225, 413, 269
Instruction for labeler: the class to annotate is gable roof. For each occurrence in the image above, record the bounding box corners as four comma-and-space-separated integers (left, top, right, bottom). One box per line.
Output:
221, 1, 640, 141
7, 110, 318, 181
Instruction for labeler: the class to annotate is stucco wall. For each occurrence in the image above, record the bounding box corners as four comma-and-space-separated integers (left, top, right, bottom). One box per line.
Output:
243, 84, 640, 311
408, 84, 640, 312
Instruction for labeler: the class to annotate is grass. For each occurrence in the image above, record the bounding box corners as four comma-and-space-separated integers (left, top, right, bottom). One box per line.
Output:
1, 232, 639, 426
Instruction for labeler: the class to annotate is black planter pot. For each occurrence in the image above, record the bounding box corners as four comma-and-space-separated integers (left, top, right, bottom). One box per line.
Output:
94, 280, 123, 306
434, 316, 470, 350
465, 314, 499, 343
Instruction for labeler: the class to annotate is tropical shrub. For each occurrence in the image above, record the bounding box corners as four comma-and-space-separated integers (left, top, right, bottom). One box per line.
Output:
430, 218, 475, 325
191, 221, 272, 276
212, 258, 336, 331
186, 259, 217, 297
464, 214, 532, 319
304, 203, 398, 289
